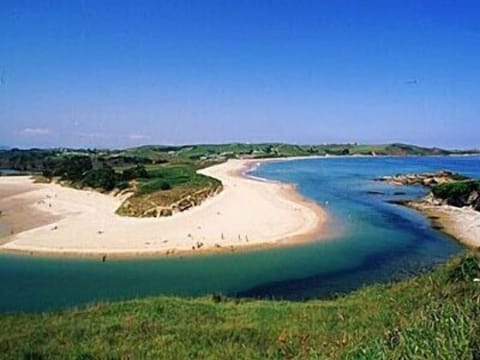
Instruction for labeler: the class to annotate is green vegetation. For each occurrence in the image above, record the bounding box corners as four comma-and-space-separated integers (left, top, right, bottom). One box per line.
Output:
0, 253, 478, 359
82, 166, 118, 191
43, 155, 93, 182
121, 164, 149, 181
41, 156, 144, 192
432, 180, 480, 200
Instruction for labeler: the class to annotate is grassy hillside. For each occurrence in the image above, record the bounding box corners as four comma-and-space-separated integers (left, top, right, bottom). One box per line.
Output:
1, 253, 478, 359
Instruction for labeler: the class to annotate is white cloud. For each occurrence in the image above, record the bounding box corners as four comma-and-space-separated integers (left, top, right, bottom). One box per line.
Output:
77, 132, 150, 141
78, 132, 110, 139
127, 134, 150, 140
21, 128, 50, 135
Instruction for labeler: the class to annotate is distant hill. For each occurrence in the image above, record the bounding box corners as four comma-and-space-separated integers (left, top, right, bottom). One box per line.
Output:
0, 145, 10, 151
0, 143, 478, 172
122, 142, 480, 160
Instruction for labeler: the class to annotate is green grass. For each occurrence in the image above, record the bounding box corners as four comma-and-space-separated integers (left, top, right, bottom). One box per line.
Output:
137, 165, 209, 194
1, 253, 479, 359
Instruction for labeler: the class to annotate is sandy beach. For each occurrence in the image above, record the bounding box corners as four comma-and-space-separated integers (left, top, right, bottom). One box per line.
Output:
0, 159, 328, 257
407, 202, 480, 249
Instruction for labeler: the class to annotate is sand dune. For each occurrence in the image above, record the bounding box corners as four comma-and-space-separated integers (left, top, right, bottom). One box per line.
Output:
0, 159, 327, 257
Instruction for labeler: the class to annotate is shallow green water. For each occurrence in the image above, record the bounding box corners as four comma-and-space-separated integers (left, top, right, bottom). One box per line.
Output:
0, 156, 478, 313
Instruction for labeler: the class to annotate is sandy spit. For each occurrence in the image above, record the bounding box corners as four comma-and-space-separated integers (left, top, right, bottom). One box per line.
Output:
0, 159, 328, 258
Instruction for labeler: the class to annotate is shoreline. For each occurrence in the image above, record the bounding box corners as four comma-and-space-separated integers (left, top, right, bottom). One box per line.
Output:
405, 201, 480, 249
0, 158, 329, 259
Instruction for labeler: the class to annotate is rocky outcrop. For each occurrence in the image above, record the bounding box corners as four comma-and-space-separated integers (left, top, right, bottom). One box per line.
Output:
375, 170, 468, 187
379, 170, 480, 213
415, 190, 480, 212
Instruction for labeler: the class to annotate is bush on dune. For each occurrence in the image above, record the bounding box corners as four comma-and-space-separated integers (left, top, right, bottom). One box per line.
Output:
82, 166, 117, 191
43, 155, 93, 181
121, 165, 149, 181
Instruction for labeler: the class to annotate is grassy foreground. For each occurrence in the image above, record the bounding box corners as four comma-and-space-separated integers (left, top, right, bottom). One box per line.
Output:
0, 253, 479, 359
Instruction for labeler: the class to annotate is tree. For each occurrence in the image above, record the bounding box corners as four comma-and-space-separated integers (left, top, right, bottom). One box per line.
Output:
61, 156, 93, 181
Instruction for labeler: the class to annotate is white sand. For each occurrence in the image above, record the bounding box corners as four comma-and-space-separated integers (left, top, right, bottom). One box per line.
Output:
0, 159, 327, 257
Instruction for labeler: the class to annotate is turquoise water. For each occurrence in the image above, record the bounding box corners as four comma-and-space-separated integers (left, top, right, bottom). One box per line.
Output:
0, 156, 479, 313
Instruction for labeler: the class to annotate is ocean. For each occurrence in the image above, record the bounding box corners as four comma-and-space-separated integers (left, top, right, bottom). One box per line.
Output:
0, 156, 479, 313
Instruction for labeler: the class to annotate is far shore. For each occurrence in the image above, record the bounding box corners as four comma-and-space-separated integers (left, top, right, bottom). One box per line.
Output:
0, 159, 329, 258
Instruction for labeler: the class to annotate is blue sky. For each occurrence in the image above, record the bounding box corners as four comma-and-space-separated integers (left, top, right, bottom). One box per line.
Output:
1, 0, 479, 149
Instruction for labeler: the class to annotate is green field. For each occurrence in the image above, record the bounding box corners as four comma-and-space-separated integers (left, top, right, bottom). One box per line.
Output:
0, 253, 478, 359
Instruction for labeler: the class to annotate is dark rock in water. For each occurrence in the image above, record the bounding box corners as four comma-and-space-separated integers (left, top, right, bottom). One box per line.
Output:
366, 191, 385, 195
393, 192, 406, 196
388, 199, 409, 206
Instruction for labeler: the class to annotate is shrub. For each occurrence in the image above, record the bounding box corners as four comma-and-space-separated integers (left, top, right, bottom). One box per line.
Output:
160, 181, 171, 190
122, 165, 149, 181
432, 181, 478, 200
137, 178, 172, 194
43, 155, 93, 181
83, 166, 117, 191
116, 180, 130, 190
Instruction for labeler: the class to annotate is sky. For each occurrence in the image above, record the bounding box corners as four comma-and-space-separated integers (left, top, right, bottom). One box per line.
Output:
1, 0, 479, 149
